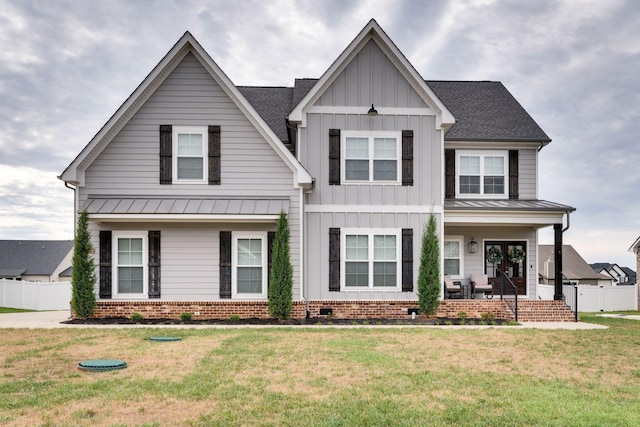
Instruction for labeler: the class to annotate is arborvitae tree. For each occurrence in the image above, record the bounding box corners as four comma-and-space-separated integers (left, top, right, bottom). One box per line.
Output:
417, 213, 441, 315
71, 210, 96, 318
269, 211, 294, 319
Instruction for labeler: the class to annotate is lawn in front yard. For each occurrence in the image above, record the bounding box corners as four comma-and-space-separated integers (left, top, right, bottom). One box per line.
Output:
1, 314, 639, 426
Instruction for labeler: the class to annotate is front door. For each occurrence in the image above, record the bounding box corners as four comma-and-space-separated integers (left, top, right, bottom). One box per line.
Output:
484, 241, 527, 295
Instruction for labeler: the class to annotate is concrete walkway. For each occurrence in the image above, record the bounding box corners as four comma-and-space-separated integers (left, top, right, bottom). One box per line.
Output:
0, 310, 608, 329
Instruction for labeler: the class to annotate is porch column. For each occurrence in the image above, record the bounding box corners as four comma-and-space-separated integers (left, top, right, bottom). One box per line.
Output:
554, 223, 563, 300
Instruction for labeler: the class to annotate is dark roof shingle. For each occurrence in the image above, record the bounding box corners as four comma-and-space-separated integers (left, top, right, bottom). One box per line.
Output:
0, 240, 73, 276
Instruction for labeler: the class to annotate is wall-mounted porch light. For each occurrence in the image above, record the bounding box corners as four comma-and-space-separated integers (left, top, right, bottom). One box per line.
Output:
468, 237, 478, 254
367, 104, 378, 116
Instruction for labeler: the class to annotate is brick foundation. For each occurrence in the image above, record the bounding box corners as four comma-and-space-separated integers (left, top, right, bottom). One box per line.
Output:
88, 299, 576, 322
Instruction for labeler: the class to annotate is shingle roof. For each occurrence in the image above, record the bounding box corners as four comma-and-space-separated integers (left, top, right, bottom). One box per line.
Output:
0, 240, 73, 277
539, 245, 612, 281
237, 79, 551, 144
426, 81, 550, 142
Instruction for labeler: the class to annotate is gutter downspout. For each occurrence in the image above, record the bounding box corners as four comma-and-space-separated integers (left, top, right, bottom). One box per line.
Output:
64, 182, 77, 236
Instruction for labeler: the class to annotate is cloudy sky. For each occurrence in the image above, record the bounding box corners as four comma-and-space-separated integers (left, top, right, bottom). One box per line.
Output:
1, 0, 639, 269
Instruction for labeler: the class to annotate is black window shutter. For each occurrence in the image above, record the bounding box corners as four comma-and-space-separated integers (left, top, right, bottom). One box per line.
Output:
148, 230, 161, 299
445, 149, 455, 199
509, 150, 519, 199
402, 130, 413, 186
267, 231, 276, 291
329, 228, 340, 291
329, 129, 341, 185
402, 229, 413, 292
209, 125, 221, 185
159, 125, 172, 184
219, 231, 232, 299
99, 230, 112, 299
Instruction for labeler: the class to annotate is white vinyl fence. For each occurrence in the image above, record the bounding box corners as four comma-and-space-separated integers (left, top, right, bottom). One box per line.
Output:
0, 279, 72, 311
538, 283, 638, 312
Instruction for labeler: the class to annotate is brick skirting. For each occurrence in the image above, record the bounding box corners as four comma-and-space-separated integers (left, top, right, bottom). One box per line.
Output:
88, 299, 576, 322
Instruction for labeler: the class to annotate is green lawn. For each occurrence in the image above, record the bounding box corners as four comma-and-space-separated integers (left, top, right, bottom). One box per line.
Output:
1, 314, 639, 426
0, 307, 33, 314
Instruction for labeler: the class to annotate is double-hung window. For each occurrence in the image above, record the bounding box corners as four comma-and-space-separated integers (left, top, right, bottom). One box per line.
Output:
232, 232, 267, 298
443, 237, 464, 279
343, 131, 400, 183
342, 229, 400, 289
113, 231, 147, 298
173, 126, 207, 183
457, 151, 507, 198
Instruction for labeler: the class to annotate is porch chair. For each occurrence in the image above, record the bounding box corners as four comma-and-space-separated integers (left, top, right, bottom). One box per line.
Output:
444, 275, 462, 299
470, 274, 493, 299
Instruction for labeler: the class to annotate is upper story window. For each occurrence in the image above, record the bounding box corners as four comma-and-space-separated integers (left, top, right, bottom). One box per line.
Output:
342, 131, 400, 183
456, 150, 507, 198
173, 126, 208, 183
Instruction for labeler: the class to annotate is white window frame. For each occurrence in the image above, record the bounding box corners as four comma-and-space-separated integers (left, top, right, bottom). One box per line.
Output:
172, 125, 208, 184
341, 228, 401, 290
341, 131, 401, 184
112, 231, 148, 299
443, 236, 464, 280
232, 231, 268, 299
455, 150, 508, 198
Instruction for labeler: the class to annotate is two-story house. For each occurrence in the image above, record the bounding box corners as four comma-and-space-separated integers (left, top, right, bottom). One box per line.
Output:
60, 20, 575, 320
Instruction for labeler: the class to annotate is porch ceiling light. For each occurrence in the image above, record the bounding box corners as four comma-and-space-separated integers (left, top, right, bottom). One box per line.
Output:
469, 237, 478, 254
367, 104, 378, 116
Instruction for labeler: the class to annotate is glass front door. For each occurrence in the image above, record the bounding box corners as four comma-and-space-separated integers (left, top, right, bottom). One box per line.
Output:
484, 241, 527, 295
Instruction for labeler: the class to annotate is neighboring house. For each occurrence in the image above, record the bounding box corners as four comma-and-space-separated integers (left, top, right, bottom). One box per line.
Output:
59, 20, 575, 319
590, 263, 636, 286
539, 245, 612, 286
628, 237, 640, 303
0, 240, 73, 282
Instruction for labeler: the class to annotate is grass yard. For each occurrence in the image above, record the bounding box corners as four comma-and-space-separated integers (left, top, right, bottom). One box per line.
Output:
0, 307, 33, 314
1, 314, 639, 426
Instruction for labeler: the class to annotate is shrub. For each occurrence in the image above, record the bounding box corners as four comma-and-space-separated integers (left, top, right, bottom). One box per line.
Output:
180, 312, 193, 321
457, 311, 468, 322
268, 211, 293, 319
71, 210, 96, 319
417, 213, 441, 315
230, 314, 240, 322
130, 313, 143, 323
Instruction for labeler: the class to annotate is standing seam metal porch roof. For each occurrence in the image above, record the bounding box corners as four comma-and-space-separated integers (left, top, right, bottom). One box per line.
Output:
82, 197, 289, 215
445, 199, 575, 211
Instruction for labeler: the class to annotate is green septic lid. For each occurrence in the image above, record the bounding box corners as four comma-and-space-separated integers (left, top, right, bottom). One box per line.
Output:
78, 359, 127, 372
148, 336, 182, 342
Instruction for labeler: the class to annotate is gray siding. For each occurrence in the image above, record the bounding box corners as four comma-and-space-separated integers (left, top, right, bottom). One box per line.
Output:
304, 211, 439, 300
82, 52, 302, 300
444, 226, 538, 298
316, 39, 427, 108
301, 113, 442, 206
519, 148, 537, 199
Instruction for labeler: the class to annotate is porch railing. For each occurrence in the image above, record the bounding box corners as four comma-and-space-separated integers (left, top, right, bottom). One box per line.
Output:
499, 271, 518, 322
560, 273, 579, 322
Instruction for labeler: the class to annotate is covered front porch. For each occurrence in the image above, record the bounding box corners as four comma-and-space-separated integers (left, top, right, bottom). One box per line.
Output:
444, 199, 576, 301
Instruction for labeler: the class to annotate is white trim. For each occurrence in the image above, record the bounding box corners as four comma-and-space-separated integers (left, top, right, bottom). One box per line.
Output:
288, 19, 454, 129
232, 231, 268, 299
305, 204, 444, 214
342, 130, 401, 184
172, 125, 208, 184
307, 106, 433, 116
60, 32, 312, 189
444, 210, 565, 226
112, 231, 148, 299
456, 150, 508, 199
443, 236, 464, 280
341, 228, 401, 290
90, 214, 280, 223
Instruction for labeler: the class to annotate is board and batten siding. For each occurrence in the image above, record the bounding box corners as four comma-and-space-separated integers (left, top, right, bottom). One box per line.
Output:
301, 113, 442, 206
304, 211, 438, 301
444, 226, 538, 298
81, 51, 302, 300
315, 39, 428, 108
518, 148, 537, 199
